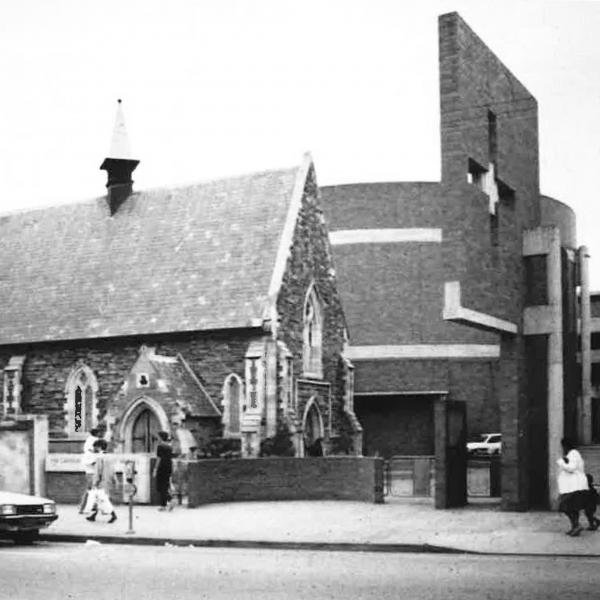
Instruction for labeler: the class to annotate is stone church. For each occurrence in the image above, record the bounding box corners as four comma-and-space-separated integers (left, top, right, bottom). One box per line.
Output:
0, 102, 362, 459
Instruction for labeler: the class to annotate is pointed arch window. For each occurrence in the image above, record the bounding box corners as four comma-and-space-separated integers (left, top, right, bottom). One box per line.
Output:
303, 285, 323, 378
222, 374, 243, 437
64, 364, 98, 438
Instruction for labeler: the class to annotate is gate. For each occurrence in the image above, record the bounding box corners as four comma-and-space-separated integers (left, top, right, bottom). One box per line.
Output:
384, 455, 434, 497
434, 398, 467, 508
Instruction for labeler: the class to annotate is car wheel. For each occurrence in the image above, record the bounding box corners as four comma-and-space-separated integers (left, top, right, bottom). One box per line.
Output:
11, 530, 39, 545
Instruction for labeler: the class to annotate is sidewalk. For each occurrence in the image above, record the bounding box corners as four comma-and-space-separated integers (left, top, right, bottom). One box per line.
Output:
41, 498, 600, 556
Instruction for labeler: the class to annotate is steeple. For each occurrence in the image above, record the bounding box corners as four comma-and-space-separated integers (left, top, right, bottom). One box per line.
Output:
100, 99, 139, 215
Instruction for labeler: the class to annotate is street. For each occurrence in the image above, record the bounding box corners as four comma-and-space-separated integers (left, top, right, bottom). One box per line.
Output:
0, 542, 599, 600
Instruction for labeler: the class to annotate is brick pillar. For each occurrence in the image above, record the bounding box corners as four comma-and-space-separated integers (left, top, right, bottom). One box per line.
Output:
499, 335, 529, 510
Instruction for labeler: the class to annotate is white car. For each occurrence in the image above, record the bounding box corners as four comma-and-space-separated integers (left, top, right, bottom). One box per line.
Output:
467, 433, 502, 456
0, 491, 58, 544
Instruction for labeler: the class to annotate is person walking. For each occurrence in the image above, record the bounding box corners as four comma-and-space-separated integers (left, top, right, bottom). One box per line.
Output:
153, 431, 174, 511
86, 439, 117, 524
79, 427, 101, 514
584, 473, 600, 531
556, 437, 589, 537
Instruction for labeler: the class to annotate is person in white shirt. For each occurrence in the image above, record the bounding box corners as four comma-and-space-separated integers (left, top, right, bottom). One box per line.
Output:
79, 428, 101, 514
556, 437, 589, 537
85, 439, 117, 524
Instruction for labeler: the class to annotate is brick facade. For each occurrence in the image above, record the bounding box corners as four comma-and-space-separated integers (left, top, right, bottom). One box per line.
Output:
320, 12, 582, 510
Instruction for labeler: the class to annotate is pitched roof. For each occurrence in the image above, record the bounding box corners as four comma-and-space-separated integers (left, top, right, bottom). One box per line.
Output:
122, 346, 220, 418
0, 164, 305, 344
146, 352, 221, 418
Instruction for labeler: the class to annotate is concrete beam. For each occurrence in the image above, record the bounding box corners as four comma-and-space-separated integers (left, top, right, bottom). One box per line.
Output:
443, 281, 518, 334
329, 228, 443, 245
344, 344, 500, 360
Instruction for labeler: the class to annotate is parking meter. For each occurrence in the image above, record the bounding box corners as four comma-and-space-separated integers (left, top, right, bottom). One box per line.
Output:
123, 459, 137, 535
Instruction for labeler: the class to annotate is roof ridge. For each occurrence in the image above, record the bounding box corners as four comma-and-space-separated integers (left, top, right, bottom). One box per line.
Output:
0, 164, 301, 221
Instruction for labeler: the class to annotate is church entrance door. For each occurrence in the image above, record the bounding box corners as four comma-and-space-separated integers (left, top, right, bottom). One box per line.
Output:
132, 408, 161, 453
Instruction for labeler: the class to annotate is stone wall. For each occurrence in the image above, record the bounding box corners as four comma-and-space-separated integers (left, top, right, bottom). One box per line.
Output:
187, 457, 384, 506
277, 164, 350, 436
0, 329, 259, 439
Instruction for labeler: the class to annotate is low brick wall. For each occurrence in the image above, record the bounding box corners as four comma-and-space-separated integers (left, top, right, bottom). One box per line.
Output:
187, 457, 384, 507
46, 472, 87, 503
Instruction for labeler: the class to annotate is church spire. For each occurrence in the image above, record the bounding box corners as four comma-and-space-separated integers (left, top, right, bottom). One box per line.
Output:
100, 99, 139, 215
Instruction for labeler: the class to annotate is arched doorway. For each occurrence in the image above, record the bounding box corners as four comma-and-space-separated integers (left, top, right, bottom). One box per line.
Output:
303, 398, 324, 456
132, 408, 161, 453
119, 397, 170, 453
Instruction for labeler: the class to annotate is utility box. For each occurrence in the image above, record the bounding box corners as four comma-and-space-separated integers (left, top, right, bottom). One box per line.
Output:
0, 414, 48, 496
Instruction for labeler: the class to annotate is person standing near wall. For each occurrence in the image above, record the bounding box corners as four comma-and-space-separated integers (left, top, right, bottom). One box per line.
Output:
153, 431, 174, 511
78, 427, 101, 514
557, 438, 589, 536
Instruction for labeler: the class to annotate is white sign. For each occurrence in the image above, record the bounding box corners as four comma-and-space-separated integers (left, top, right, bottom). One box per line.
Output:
45, 454, 85, 472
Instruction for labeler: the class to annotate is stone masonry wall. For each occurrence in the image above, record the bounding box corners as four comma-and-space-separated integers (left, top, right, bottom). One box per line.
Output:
0, 329, 260, 439
276, 164, 350, 436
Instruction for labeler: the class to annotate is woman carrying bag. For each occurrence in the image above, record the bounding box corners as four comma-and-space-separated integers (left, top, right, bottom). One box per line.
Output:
557, 438, 588, 537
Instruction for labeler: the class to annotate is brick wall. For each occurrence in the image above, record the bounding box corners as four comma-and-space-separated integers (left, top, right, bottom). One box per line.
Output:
355, 395, 434, 457
187, 457, 384, 506
46, 472, 87, 503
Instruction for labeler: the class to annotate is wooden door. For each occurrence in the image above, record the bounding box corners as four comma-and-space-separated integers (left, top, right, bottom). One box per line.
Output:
132, 409, 161, 453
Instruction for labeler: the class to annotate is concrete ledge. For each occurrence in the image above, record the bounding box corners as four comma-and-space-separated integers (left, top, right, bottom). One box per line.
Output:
443, 281, 518, 334
345, 344, 500, 360
523, 305, 560, 335
330, 228, 442, 245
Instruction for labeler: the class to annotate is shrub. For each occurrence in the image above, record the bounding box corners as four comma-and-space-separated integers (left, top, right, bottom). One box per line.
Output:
260, 424, 296, 457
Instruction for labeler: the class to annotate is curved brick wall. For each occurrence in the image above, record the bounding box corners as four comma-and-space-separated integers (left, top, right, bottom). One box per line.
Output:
540, 195, 577, 250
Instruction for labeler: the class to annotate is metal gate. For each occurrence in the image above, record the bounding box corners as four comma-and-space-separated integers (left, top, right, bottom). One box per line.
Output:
384, 455, 435, 497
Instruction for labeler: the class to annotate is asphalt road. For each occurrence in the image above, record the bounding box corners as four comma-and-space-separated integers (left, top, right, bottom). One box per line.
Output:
1, 541, 599, 600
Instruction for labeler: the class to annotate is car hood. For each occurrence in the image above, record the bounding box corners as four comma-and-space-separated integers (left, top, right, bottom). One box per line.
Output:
0, 490, 55, 504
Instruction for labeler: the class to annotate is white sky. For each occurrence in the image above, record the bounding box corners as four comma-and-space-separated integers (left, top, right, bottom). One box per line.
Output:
1, 0, 599, 286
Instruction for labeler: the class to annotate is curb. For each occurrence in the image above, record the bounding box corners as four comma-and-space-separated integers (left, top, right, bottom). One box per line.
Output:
40, 533, 468, 554
39, 533, 600, 558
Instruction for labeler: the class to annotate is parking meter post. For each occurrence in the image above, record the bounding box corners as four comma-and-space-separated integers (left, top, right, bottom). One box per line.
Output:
123, 460, 137, 535
126, 486, 136, 535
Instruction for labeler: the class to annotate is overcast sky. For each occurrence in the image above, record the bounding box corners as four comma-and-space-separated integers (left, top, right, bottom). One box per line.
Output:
1, 0, 599, 286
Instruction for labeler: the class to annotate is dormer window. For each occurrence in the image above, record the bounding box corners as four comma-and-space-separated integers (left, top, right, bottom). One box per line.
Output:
303, 285, 323, 378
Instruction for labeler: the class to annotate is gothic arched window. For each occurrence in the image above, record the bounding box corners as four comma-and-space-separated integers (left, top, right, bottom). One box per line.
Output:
64, 365, 98, 437
222, 373, 243, 437
303, 285, 323, 378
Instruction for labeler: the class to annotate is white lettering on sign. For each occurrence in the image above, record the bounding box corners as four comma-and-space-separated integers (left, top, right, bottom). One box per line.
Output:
45, 453, 85, 472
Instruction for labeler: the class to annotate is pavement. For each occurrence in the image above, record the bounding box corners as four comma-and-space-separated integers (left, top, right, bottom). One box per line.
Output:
40, 497, 600, 556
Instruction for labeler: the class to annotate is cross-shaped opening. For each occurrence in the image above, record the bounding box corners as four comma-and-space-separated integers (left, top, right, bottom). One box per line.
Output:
466, 110, 515, 249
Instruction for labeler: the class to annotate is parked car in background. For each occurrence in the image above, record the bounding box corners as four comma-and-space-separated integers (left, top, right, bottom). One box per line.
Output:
0, 490, 58, 544
467, 433, 502, 456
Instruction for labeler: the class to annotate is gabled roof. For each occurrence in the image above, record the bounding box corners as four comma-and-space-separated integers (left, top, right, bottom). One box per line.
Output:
131, 349, 220, 418
0, 157, 312, 344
